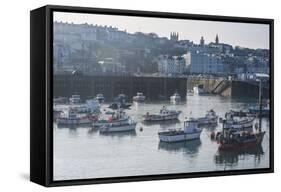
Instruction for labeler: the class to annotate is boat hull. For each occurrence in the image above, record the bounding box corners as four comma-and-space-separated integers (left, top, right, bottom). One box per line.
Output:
57, 118, 92, 126
159, 131, 201, 143
100, 123, 137, 133
218, 132, 265, 151
143, 113, 180, 122
93, 118, 129, 128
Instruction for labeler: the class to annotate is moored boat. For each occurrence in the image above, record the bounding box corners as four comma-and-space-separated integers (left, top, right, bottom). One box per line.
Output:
96, 94, 105, 103
71, 99, 100, 114
99, 118, 136, 133
223, 112, 255, 132
196, 109, 218, 126
143, 106, 181, 122
170, 92, 181, 103
69, 95, 81, 104
114, 94, 127, 103
217, 130, 265, 151
93, 110, 129, 128
57, 109, 97, 126
158, 118, 202, 142
133, 92, 146, 102
214, 80, 266, 151
193, 84, 210, 95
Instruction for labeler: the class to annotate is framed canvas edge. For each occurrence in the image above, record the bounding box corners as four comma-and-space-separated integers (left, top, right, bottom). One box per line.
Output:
33, 4, 274, 187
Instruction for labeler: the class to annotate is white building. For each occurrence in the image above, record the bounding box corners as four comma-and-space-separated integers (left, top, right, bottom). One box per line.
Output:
158, 55, 186, 75
98, 58, 125, 74
188, 51, 223, 74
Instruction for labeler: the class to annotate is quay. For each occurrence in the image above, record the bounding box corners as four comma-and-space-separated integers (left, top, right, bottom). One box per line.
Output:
54, 74, 187, 100
53, 74, 269, 100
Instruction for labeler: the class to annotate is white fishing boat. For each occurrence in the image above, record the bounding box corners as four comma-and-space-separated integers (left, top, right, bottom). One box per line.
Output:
133, 92, 146, 102
69, 95, 81, 104
99, 118, 137, 133
158, 118, 202, 142
143, 106, 181, 122
57, 109, 97, 126
193, 84, 210, 95
170, 92, 181, 103
196, 109, 218, 126
71, 99, 100, 114
223, 112, 255, 131
96, 94, 105, 103
93, 110, 129, 128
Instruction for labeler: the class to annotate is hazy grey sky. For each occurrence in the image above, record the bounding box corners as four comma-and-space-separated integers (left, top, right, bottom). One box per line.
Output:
54, 12, 270, 49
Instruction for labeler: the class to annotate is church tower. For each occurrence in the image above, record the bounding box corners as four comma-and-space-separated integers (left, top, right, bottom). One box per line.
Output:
200, 36, 205, 46
170, 32, 179, 41
215, 34, 219, 44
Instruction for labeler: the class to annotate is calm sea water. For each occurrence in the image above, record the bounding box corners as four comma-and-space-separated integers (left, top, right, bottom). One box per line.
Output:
53, 95, 270, 180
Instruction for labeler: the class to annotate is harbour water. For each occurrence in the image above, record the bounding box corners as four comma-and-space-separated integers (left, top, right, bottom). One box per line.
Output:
53, 95, 270, 180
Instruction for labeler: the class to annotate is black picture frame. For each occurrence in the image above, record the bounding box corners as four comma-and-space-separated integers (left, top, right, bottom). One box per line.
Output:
30, 5, 274, 187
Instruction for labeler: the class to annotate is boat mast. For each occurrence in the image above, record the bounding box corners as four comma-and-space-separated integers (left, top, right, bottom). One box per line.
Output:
258, 79, 262, 132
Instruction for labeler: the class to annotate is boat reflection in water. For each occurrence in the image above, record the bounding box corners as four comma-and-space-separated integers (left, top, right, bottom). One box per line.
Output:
56, 123, 93, 129
142, 119, 180, 127
214, 145, 264, 167
158, 139, 202, 155
99, 129, 137, 138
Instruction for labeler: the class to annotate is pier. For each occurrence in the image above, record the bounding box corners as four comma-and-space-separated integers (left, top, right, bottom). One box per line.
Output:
186, 77, 269, 98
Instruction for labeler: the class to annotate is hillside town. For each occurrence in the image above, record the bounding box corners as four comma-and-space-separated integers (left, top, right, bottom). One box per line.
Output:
54, 21, 269, 81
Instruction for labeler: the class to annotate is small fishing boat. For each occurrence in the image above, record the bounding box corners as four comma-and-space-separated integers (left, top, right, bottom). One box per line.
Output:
69, 95, 81, 104
193, 84, 210, 96
213, 80, 266, 151
217, 130, 265, 151
96, 94, 105, 103
71, 99, 100, 114
170, 92, 181, 103
223, 112, 255, 131
114, 94, 127, 103
93, 110, 129, 128
133, 92, 146, 102
143, 106, 181, 122
196, 109, 218, 126
57, 109, 97, 126
158, 118, 202, 142
99, 118, 137, 133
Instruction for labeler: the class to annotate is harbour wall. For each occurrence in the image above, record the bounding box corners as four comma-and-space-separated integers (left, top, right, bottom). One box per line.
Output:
53, 75, 270, 100
53, 74, 187, 101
